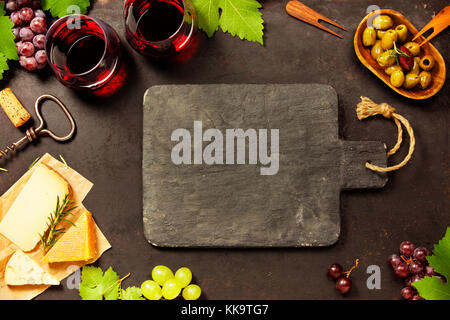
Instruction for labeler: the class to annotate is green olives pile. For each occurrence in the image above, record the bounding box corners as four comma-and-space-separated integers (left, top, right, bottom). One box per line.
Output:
362, 14, 435, 90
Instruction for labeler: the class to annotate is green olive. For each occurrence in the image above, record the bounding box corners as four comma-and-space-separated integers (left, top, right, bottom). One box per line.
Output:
404, 42, 421, 56
385, 65, 402, 75
372, 15, 394, 30
418, 71, 432, 89
410, 57, 421, 75
370, 40, 384, 60
419, 55, 435, 71
390, 70, 405, 88
395, 24, 408, 43
362, 27, 377, 46
403, 73, 420, 89
381, 29, 398, 50
377, 29, 387, 39
377, 50, 396, 67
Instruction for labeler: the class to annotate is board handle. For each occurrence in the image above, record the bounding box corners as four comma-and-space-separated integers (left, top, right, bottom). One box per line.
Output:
340, 141, 388, 190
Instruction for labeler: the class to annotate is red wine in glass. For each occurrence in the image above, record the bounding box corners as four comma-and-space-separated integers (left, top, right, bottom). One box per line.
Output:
45, 15, 123, 93
124, 0, 197, 57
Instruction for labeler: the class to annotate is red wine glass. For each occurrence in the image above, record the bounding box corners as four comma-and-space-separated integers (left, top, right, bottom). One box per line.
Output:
45, 15, 123, 92
124, 0, 197, 57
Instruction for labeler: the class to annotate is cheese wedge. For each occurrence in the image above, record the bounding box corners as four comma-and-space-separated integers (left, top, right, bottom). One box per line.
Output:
5, 250, 59, 285
42, 211, 96, 263
0, 164, 70, 252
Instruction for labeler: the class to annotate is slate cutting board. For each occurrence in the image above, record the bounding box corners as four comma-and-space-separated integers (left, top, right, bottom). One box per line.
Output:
143, 84, 388, 247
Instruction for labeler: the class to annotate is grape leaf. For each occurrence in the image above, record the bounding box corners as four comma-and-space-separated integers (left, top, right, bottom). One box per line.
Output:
413, 227, 450, 300
79, 266, 120, 300
0, 1, 5, 16
0, 53, 9, 81
193, 0, 264, 45
193, 0, 220, 37
0, 16, 19, 60
121, 286, 145, 300
41, 0, 91, 18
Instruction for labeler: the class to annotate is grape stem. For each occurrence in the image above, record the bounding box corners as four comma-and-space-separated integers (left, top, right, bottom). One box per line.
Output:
400, 255, 415, 265
103, 273, 131, 297
344, 259, 359, 278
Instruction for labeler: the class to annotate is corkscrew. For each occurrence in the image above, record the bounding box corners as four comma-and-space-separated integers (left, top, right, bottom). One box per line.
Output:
0, 94, 76, 160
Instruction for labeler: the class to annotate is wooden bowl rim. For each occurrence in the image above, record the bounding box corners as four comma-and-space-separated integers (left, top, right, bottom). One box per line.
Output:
354, 9, 446, 100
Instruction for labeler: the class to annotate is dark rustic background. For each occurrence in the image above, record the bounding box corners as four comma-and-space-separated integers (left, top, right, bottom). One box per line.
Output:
0, 0, 448, 299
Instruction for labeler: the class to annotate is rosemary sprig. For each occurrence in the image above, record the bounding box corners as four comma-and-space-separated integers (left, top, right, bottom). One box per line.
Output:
29, 156, 41, 169
40, 194, 77, 252
388, 42, 411, 65
59, 154, 68, 168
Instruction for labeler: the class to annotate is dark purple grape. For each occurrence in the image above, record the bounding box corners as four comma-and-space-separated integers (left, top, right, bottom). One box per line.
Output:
411, 295, 424, 300
409, 260, 424, 275
12, 27, 21, 41
395, 263, 410, 278
19, 55, 27, 67
400, 241, 415, 257
19, 27, 34, 41
388, 254, 402, 268
5, 1, 19, 12
404, 277, 413, 287
10, 11, 23, 27
401, 287, 414, 300
30, 17, 46, 34
16, 41, 24, 52
18, 7, 34, 23
19, 41, 34, 57
17, 0, 31, 8
413, 247, 429, 263
327, 264, 343, 280
32, 34, 45, 49
34, 9, 45, 18
22, 56, 37, 71
410, 274, 423, 285
31, 0, 41, 9
36, 62, 46, 69
335, 277, 352, 294
34, 50, 46, 65
424, 266, 436, 277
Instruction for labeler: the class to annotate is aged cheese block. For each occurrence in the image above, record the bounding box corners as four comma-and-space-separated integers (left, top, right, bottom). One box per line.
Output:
0, 164, 70, 251
42, 211, 96, 263
5, 250, 59, 285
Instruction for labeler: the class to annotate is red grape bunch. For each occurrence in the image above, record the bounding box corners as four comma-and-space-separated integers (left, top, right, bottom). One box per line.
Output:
388, 241, 446, 300
5, 0, 48, 71
327, 259, 359, 295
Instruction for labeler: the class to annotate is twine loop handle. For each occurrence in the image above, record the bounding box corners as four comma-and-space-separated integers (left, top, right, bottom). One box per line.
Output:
356, 97, 415, 172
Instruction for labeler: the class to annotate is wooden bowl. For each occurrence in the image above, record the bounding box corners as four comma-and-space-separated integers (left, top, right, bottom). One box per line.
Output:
354, 9, 446, 100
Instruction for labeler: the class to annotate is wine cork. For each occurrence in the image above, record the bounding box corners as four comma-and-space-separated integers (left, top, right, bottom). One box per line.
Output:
0, 88, 31, 127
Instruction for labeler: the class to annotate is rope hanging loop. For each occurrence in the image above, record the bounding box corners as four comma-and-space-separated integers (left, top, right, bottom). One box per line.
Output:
356, 96, 415, 173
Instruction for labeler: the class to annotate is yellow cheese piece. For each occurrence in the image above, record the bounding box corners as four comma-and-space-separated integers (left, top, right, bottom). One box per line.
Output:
42, 211, 96, 263
5, 250, 59, 285
0, 164, 69, 252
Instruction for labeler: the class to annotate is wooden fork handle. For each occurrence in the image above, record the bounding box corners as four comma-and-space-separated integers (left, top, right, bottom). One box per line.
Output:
412, 6, 450, 46
286, 0, 346, 39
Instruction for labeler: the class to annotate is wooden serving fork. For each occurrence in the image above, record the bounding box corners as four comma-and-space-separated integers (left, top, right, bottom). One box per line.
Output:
286, 0, 346, 39
412, 6, 450, 46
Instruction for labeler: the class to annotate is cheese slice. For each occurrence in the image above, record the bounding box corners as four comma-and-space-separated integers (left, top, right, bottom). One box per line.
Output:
0, 164, 70, 252
5, 250, 59, 285
42, 211, 96, 263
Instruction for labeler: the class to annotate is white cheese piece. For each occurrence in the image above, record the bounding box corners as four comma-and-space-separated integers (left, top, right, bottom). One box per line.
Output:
0, 164, 69, 252
5, 250, 59, 285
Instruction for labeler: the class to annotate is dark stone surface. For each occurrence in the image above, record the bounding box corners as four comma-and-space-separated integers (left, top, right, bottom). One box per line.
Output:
0, 0, 448, 299
143, 84, 387, 247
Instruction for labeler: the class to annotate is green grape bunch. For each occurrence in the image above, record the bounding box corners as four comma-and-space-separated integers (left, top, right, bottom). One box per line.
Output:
141, 265, 202, 300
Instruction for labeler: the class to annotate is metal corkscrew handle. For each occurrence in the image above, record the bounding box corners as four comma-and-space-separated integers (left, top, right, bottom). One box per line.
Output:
0, 95, 76, 160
